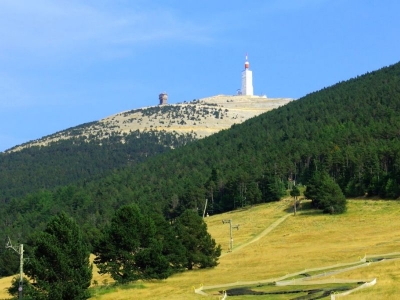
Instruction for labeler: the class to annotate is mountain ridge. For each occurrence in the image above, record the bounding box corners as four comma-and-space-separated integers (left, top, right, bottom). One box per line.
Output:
7, 95, 292, 152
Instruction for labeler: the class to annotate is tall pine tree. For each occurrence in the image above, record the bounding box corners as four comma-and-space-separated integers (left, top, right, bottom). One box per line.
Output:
24, 213, 92, 300
174, 210, 221, 270
93, 205, 172, 283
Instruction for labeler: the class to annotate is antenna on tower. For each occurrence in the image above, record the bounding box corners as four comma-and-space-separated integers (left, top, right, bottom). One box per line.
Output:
244, 53, 250, 69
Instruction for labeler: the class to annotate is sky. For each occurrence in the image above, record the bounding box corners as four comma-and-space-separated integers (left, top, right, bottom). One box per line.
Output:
1, 0, 400, 152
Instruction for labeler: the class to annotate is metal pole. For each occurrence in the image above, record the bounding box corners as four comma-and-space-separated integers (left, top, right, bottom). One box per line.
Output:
19, 244, 23, 300
229, 221, 233, 251
222, 219, 239, 252
6, 238, 23, 300
202, 198, 208, 218
231, 224, 239, 249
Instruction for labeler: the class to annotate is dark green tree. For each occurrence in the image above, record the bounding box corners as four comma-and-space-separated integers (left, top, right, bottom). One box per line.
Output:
7, 277, 36, 300
384, 178, 399, 199
149, 212, 187, 273
0, 249, 19, 277
305, 172, 347, 214
290, 185, 301, 215
304, 171, 320, 204
204, 168, 220, 215
24, 212, 92, 300
93, 205, 171, 283
246, 181, 262, 205
260, 175, 286, 202
174, 210, 221, 270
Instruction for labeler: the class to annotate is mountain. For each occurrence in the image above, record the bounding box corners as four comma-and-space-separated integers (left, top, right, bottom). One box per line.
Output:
7, 95, 292, 152
1, 61, 399, 255
0, 95, 292, 200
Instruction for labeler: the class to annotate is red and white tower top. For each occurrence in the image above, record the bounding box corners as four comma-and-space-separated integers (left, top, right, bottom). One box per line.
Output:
241, 53, 253, 96
244, 53, 250, 69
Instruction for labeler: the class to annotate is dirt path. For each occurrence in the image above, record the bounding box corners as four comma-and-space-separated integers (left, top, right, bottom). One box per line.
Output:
221, 213, 291, 257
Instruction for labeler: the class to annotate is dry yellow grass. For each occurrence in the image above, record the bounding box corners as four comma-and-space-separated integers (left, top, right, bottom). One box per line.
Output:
91, 254, 114, 286
94, 199, 400, 299
0, 275, 13, 299
1, 199, 399, 299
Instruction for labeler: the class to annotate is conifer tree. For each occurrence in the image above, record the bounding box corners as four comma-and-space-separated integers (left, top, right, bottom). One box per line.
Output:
93, 205, 171, 283
24, 213, 92, 300
174, 210, 221, 270
305, 171, 347, 214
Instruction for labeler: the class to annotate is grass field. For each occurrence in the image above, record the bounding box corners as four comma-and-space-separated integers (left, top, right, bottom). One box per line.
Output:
0, 199, 399, 299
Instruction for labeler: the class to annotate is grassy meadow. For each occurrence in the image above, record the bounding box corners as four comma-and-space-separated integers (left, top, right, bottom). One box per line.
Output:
0, 199, 399, 299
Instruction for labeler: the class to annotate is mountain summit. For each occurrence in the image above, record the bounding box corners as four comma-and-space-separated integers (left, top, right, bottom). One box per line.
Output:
0, 94, 292, 200
9, 95, 292, 152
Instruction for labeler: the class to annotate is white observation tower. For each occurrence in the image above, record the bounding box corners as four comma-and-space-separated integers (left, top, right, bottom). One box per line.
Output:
241, 54, 253, 96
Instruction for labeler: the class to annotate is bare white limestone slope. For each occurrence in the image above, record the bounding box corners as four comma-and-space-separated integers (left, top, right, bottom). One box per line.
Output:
9, 95, 292, 152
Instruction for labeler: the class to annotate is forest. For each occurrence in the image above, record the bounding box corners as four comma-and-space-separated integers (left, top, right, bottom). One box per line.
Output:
0, 100, 231, 201
1, 61, 400, 278
0, 129, 196, 200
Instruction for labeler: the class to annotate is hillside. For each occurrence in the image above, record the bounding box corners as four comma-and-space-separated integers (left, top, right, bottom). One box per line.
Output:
71, 60, 400, 216
101, 199, 400, 299
7, 95, 292, 152
0, 95, 291, 200
1, 200, 399, 299
1, 61, 399, 257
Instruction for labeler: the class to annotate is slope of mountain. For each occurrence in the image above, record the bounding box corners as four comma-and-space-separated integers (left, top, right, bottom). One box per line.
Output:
7, 95, 292, 152
0, 95, 291, 200
87, 61, 400, 214
1, 61, 399, 253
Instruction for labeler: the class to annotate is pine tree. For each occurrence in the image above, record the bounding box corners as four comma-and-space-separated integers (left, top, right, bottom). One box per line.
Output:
305, 171, 347, 214
150, 212, 187, 273
93, 205, 172, 283
24, 213, 92, 300
174, 210, 221, 270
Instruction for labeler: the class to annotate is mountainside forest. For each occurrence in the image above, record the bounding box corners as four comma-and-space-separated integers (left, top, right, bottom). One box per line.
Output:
1, 61, 400, 276
0, 96, 287, 201
0, 129, 196, 200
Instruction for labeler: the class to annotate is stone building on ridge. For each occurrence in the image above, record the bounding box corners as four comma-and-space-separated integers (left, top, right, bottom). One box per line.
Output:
159, 93, 168, 105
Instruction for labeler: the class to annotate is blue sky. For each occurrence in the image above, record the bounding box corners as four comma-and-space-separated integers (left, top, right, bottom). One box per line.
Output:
1, 0, 399, 152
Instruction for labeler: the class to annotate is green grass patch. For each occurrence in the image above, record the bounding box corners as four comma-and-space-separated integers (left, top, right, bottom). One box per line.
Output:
119, 282, 146, 290
90, 282, 146, 298
90, 285, 118, 297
